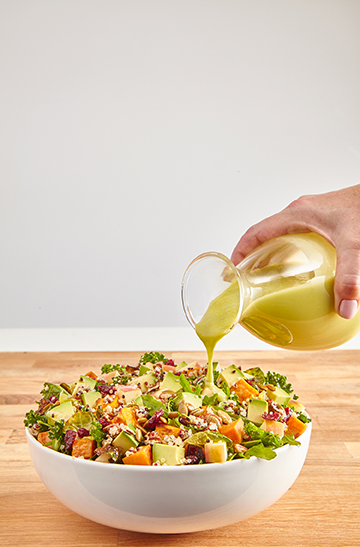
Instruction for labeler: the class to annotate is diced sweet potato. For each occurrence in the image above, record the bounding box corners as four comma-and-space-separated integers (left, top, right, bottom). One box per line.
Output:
84, 371, 97, 380
111, 406, 137, 426
285, 415, 307, 438
108, 394, 121, 409
122, 445, 152, 466
38, 431, 52, 448
230, 378, 259, 402
155, 423, 181, 441
72, 437, 95, 459
219, 417, 244, 444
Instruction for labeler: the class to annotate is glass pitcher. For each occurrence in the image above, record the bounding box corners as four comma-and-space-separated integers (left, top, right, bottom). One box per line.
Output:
181, 233, 360, 351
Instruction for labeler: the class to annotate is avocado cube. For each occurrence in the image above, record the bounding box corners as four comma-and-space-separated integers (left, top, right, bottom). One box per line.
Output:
130, 372, 157, 394
72, 375, 97, 396
175, 360, 189, 370
46, 401, 75, 425
81, 390, 102, 409
139, 363, 154, 375
152, 443, 185, 466
247, 398, 268, 425
113, 431, 139, 453
174, 391, 202, 410
266, 386, 291, 406
159, 372, 182, 392
218, 365, 244, 387
175, 361, 199, 375
58, 390, 72, 404
134, 395, 143, 406
201, 382, 227, 402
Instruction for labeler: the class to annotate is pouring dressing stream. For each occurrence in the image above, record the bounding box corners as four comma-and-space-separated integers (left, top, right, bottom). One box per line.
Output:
195, 280, 241, 395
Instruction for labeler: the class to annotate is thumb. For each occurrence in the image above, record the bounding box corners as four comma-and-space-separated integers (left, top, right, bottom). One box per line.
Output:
334, 244, 360, 319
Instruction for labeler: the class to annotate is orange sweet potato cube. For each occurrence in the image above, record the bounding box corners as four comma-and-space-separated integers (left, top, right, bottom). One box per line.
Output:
155, 423, 181, 441
122, 445, 152, 466
38, 431, 52, 448
84, 371, 97, 381
285, 415, 307, 438
219, 417, 244, 444
111, 406, 137, 426
72, 437, 95, 459
230, 378, 259, 403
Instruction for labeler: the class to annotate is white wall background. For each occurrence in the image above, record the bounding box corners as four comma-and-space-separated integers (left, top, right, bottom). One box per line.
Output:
1, 0, 360, 329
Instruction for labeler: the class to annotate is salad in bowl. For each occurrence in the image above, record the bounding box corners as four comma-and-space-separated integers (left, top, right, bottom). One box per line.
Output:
25, 351, 310, 467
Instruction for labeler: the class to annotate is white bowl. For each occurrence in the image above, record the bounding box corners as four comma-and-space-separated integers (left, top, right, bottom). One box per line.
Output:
26, 423, 311, 534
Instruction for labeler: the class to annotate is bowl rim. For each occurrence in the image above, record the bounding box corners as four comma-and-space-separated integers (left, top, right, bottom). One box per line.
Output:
25, 421, 311, 473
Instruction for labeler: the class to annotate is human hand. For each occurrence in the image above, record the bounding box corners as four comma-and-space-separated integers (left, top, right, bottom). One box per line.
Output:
231, 185, 360, 319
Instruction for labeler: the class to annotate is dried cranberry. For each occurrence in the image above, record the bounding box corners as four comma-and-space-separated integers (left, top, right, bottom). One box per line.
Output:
64, 429, 76, 452
283, 407, 292, 423
77, 428, 90, 438
98, 418, 109, 428
145, 409, 164, 430
179, 416, 191, 426
49, 395, 59, 404
98, 384, 113, 396
165, 359, 175, 367
185, 444, 204, 463
262, 412, 280, 421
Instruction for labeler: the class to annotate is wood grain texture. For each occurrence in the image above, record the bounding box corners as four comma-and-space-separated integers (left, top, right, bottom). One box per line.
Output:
1, 350, 360, 547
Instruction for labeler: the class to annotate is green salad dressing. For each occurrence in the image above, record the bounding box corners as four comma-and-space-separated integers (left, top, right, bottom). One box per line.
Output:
195, 272, 360, 359
240, 275, 360, 350
195, 280, 240, 391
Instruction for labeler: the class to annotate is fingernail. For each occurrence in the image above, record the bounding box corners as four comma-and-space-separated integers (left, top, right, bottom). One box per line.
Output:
339, 300, 359, 320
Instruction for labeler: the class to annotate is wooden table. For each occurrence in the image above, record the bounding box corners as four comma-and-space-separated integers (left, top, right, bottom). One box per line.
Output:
1, 350, 360, 547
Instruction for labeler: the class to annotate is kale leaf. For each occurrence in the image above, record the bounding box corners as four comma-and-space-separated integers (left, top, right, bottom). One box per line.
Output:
91, 421, 106, 445
40, 382, 64, 399
24, 410, 49, 431
139, 352, 167, 365
48, 419, 65, 451
265, 370, 294, 394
